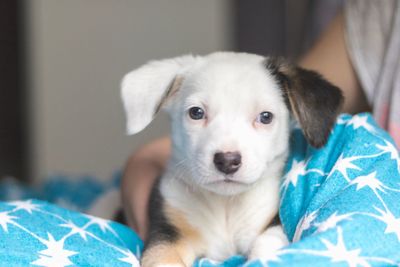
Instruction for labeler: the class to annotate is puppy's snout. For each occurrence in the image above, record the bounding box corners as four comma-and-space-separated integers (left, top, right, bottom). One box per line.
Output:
213, 152, 242, 174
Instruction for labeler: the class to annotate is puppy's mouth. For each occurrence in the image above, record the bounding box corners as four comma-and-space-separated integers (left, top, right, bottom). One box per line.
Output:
207, 177, 248, 185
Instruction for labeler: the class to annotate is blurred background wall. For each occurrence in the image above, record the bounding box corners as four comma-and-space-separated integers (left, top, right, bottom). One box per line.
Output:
0, 0, 342, 183
26, 0, 234, 182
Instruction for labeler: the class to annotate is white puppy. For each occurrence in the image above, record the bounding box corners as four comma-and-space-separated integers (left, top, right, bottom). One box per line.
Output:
121, 52, 343, 266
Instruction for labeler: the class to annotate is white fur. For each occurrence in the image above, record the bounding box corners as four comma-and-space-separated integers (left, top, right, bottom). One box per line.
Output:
121, 55, 198, 134
249, 225, 288, 260
122, 52, 290, 261
161, 154, 287, 260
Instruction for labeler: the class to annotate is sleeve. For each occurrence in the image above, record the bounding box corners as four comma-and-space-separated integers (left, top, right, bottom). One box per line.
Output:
343, 0, 398, 105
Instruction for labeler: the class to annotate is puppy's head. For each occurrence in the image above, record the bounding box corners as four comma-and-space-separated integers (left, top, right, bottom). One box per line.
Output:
121, 52, 343, 195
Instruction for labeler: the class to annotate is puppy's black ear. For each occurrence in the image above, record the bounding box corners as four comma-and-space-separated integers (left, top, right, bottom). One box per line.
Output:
265, 57, 344, 148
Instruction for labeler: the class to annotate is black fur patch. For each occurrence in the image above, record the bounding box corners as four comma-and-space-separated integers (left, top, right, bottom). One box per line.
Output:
264, 57, 344, 148
261, 213, 281, 233
114, 209, 127, 225
264, 57, 292, 111
145, 179, 180, 249
264, 57, 290, 89
269, 213, 281, 227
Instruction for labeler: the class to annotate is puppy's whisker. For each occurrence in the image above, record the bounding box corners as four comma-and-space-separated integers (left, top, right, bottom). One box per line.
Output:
174, 158, 188, 168
191, 164, 212, 182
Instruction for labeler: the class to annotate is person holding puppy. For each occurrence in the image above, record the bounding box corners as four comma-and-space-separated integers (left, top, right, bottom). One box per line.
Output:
122, 0, 400, 242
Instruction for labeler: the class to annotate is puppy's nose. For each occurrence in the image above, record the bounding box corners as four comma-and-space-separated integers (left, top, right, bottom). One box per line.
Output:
213, 152, 242, 174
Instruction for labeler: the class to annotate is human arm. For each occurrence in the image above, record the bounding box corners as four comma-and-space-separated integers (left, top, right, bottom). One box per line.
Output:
299, 12, 370, 114
121, 136, 171, 240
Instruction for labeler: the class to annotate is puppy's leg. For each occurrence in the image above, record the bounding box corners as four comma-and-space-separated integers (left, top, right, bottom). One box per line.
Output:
141, 241, 195, 267
142, 184, 202, 266
142, 219, 199, 267
249, 225, 288, 260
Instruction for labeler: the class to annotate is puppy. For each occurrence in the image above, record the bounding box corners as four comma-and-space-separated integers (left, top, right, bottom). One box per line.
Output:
121, 52, 343, 266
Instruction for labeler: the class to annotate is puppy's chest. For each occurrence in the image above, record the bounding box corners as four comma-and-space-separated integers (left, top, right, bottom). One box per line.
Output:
192, 199, 270, 260
161, 180, 279, 261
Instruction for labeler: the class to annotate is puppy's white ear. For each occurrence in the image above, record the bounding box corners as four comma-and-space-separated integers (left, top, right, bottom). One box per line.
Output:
121, 55, 197, 135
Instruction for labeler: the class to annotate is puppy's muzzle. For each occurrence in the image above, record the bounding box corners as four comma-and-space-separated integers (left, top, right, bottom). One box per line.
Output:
213, 152, 242, 174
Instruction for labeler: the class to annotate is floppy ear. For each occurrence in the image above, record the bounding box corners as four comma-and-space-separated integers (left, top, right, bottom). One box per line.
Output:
265, 57, 344, 148
121, 55, 197, 135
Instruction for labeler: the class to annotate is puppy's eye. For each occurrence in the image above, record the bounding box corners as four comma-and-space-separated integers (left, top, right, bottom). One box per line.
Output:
188, 107, 205, 120
256, 111, 273, 124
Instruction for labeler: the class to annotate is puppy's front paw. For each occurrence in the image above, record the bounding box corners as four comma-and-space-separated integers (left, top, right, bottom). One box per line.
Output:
141, 243, 191, 267
249, 225, 288, 261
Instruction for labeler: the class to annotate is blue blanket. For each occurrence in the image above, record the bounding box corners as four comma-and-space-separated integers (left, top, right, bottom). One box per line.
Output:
0, 199, 142, 266
0, 113, 399, 266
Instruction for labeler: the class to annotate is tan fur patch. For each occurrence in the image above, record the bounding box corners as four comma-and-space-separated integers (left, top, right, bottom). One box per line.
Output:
155, 76, 184, 113
162, 204, 203, 265
142, 204, 203, 266
141, 242, 185, 267
164, 204, 201, 242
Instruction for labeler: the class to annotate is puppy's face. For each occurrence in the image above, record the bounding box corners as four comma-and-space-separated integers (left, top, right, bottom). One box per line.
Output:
122, 52, 343, 196
168, 54, 289, 195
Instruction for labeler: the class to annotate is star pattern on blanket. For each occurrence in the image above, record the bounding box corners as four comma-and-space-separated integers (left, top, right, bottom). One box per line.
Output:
119, 249, 141, 266
31, 233, 77, 267
330, 154, 362, 182
293, 210, 318, 242
85, 214, 118, 235
350, 172, 385, 192
376, 140, 400, 173
9, 199, 41, 214
0, 200, 141, 267
60, 220, 90, 241
280, 159, 307, 193
348, 115, 376, 133
314, 212, 353, 233
275, 114, 400, 267
373, 207, 400, 241
336, 115, 351, 125
281, 159, 325, 201
319, 228, 370, 267
0, 211, 17, 232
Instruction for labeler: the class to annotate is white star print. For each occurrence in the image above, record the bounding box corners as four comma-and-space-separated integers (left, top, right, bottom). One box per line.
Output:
258, 250, 284, 266
60, 220, 89, 241
0, 200, 143, 266
315, 212, 354, 233
31, 233, 77, 267
330, 154, 362, 182
374, 207, 400, 242
0, 211, 17, 232
348, 171, 393, 211
293, 210, 318, 242
118, 249, 140, 267
282, 159, 307, 188
85, 214, 117, 235
350, 172, 385, 193
376, 140, 400, 173
336, 115, 351, 125
348, 115, 376, 133
9, 199, 41, 214
281, 159, 325, 194
320, 228, 370, 267
198, 258, 224, 267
